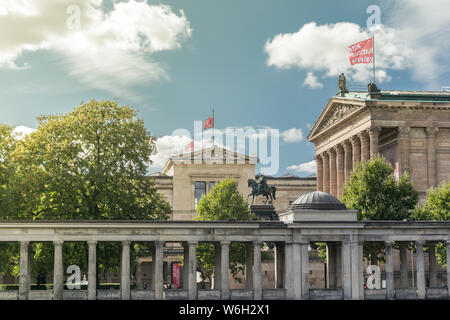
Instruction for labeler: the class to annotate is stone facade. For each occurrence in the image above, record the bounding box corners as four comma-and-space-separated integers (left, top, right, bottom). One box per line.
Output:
308, 90, 450, 201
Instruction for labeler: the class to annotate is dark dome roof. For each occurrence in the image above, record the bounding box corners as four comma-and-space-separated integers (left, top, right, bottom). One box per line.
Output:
291, 191, 347, 210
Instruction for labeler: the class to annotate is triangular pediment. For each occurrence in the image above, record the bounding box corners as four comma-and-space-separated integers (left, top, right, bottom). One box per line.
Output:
307, 97, 365, 141
161, 145, 258, 174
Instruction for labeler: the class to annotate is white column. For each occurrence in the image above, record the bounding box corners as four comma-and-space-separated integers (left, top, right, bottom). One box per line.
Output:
399, 242, 409, 288
19, 241, 30, 300
291, 243, 301, 300
220, 241, 230, 300
416, 240, 426, 299
214, 244, 221, 290
350, 241, 361, 300
300, 242, 309, 299
245, 243, 253, 290
53, 240, 64, 300
447, 241, 450, 299
252, 241, 262, 300
428, 242, 438, 288
121, 241, 131, 300
88, 240, 97, 300
284, 243, 294, 299
187, 241, 197, 300
153, 241, 164, 300
341, 241, 352, 300
385, 241, 394, 300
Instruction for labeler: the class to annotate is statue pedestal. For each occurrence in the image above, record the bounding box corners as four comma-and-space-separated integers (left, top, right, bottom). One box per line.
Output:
250, 204, 278, 221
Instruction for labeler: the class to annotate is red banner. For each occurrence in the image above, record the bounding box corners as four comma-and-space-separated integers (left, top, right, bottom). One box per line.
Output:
349, 38, 373, 65
203, 116, 214, 129
172, 262, 181, 289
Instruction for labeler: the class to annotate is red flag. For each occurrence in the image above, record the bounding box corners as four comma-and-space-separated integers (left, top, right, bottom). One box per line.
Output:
203, 115, 214, 129
349, 38, 373, 65
185, 140, 194, 152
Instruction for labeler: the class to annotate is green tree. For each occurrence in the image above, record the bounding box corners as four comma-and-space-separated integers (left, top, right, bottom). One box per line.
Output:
2, 100, 172, 281
194, 179, 255, 285
341, 156, 418, 221
412, 182, 450, 265
340, 156, 418, 263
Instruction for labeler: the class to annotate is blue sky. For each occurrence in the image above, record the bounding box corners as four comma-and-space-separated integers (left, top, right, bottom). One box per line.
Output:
1, 0, 449, 176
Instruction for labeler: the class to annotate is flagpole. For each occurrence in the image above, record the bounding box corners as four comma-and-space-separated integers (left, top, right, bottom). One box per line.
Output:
372, 35, 376, 84
212, 108, 215, 146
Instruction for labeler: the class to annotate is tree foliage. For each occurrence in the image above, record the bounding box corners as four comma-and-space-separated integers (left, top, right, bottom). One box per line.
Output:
412, 182, 450, 265
0, 100, 171, 279
194, 179, 255, 284
341, 156, 418, 221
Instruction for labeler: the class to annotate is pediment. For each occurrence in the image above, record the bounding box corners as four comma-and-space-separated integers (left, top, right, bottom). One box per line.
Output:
308, 98, 365, 140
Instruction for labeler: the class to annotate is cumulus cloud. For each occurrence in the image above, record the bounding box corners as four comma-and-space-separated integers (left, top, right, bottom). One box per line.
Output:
0, 0, 192, 98
265, 2, 450, 89
303, 72, 323, 89
265, 22, 409, 85
149, 135, 192, 170
280, 128, 303, 143
12, 125, 36, 139
286, 160, 316, 175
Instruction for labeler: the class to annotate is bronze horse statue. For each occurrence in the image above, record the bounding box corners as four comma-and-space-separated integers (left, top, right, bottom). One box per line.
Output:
247, 178, 276, 205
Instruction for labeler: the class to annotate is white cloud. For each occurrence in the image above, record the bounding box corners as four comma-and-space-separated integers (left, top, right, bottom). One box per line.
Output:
287, 160, 316, 175
12, 125, 35, 139
280, 128, 303, 143
303, 72, 323, 89
149, 135, 192, 170
265, 2, 450, 89
385, 0, 450, 88
265, 22, 409, 85
0, 0, 192, 98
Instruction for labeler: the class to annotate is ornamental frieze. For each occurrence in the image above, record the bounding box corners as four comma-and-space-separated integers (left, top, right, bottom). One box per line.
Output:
317, 103, 362, 134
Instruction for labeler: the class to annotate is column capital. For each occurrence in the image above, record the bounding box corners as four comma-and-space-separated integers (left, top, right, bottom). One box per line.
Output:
188, 240, 198, 245
87, 240, 97, 246
53, 240, 64, 246
334, 144, 344, 154
385, 240, 393, 246
426, 127, 438, 137
252, 240, 262, 246
20, 241, 30, 247
314, 154, 323, 162
321, 152, 329, 160
327, 148, 336, 157
416, 240, 425, 246
154, 240, 165, 247
369, 126, 381, 136
220, 240, 231, 246
343, 140, 352, 151
398, 126, 410, 136
121, 240, 131, 246
349, 135, 360, 146
358, 130, 370, 141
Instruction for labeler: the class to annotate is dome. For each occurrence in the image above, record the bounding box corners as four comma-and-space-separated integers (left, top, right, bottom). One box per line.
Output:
291, 191, 347, 210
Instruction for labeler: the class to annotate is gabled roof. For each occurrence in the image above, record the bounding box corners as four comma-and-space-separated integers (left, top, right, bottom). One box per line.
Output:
161, 145, 258, 174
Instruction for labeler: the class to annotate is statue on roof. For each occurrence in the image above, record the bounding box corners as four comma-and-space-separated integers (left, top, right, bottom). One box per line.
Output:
338, 73, 347, 91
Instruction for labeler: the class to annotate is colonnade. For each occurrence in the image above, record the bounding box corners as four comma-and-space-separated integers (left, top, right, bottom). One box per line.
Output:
315, 127, 380, 197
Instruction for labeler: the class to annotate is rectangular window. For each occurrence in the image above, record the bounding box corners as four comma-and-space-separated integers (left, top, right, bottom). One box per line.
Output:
194, 181, 206, 209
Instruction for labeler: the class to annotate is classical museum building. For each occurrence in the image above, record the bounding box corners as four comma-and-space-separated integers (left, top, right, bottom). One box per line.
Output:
308, 83, 450, 201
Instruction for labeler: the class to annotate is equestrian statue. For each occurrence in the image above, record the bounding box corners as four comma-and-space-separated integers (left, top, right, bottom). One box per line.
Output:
247, 174, 276, 205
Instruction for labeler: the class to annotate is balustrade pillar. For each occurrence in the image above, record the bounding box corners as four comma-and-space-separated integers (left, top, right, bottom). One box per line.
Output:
187, 241, 197, 300
428, 242, 438, 288
245, 243, 253, 290
121, 241, 131, 300
219, 241, 230, 299
53, 240, 64, 300
341, 242, 352, 300
88, 240, 97, 300
385, 241, 394, 300
19, 241, 30, 300
252, 241, 262, 300
274, 242, 284, 289
416, 241, 426, 299
153, 241, 164, 300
